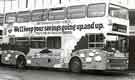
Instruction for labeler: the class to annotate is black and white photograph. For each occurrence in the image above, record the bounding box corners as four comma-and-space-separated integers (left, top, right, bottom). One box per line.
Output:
0, 0, 134, 80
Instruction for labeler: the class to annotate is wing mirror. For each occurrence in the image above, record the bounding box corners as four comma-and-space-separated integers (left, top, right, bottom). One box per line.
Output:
111, 48, 116, 53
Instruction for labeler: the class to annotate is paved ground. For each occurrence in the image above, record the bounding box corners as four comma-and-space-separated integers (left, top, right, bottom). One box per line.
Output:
0, 65, 135, 80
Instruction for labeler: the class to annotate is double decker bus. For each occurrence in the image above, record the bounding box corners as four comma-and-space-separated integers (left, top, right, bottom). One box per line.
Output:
1, 0, 129, 72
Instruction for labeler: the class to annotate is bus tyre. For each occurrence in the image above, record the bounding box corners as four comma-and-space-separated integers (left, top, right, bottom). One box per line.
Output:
69, 57, 82, 73
16, 56, 26, 69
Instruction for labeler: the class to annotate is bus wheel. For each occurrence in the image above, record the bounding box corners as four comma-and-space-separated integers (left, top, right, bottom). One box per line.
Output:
69, 57, 82, 73
16, 56, 26, 69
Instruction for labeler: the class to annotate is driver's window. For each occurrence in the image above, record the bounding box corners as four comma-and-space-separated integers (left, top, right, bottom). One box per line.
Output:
105, 41, 116, 52
40, 49, 51, 54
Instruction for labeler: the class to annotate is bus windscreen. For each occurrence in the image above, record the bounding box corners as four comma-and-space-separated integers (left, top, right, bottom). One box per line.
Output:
109, 4, 128, 19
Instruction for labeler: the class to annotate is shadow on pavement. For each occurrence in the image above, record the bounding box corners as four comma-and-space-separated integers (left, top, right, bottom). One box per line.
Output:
82, 70, 129, 76
26, 66, 130, 77
0, 64, 130, 77
0, 73, 23, 80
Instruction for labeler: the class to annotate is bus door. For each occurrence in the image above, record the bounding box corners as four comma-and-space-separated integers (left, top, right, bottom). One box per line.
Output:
30, 37, 48, 67
46, 37, 62, 67
38, 49, 52, 67
36, 48, 62, 67
30, 36, 62, 67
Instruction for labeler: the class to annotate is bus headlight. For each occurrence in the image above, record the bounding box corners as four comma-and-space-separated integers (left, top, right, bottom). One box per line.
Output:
5, 57, 9, 61
15, 55, 18, 59
92, 50, 96, 53
27, 60, 31, 64
94, 56, 102, 62
95, 52, 100, 54
79, 53, 85, 57
89, 53, 94, 57
7, 54, 11, 57
126, 60, 128, 64
85, 57, 92, 62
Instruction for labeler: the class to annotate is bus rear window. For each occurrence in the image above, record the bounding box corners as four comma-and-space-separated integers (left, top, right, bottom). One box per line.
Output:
67, 5, 86, 19
88, 3, 105, 17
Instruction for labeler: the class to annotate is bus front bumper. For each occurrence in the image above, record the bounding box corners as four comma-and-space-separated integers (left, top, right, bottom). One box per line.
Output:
106, 58, 128, 70
82, 58, 128, 70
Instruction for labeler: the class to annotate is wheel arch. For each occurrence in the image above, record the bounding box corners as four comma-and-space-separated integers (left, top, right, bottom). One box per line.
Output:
68, 56, 83, 72
69, 56, 82, 67
15, 54, 25, 59
15, 51, 26, 60
17, 55, 25, 58
15, 54, 26, 69
16, 55, 26, 64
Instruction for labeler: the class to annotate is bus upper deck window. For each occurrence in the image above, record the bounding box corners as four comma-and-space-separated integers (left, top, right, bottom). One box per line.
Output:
42, 9, 48, 20
67, 5, 86, 19
17, 11, 31, 23
32, 9, 44, 21
88, 3, 105, 17
48, 7, 66, 20
5, 12, 16, 23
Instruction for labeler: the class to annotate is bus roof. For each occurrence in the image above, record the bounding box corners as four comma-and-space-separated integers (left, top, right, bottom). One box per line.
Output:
49, 0, 128, 8
4, 0, 128, 13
